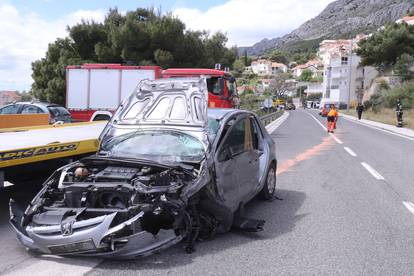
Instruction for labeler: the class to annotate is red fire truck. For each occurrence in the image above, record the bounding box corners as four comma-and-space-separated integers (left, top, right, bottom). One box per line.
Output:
66, 64, 237, 121
162, 68, 238, 108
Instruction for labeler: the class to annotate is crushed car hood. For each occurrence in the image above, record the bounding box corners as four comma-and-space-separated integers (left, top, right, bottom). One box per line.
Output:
108, 77, 208, 129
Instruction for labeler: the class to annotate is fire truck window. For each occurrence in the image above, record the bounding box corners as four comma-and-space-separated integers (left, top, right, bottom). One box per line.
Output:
226, 80, 235, 97
207, 77, 222, 96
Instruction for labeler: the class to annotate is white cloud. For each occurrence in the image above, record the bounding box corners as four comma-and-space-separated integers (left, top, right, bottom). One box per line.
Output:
0, 3, 105, 91
173, 0, 334, 47
0, 1, 335, 92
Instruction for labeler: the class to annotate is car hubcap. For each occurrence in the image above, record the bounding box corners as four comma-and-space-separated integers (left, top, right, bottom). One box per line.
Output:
267, 167, 276, 194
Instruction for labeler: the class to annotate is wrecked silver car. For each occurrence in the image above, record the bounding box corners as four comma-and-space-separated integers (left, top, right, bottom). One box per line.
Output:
9, 77, 277, 258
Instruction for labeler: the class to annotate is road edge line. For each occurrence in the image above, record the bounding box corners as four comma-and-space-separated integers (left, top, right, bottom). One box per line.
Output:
266, 111, 290, 133
341, 115, 414, 141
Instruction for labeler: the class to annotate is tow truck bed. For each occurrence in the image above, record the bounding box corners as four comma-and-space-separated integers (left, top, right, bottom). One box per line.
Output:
0, 122, 106, 186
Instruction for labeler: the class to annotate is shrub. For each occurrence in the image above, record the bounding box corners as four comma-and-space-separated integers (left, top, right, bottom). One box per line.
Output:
377, 79, 389, 90
382, 80, 414, 109
363, 99, 373, 110
370, 93, 384, 113
394, 53, 414, 81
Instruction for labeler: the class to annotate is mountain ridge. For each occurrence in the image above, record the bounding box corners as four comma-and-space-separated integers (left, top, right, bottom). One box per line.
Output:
239, 0, 414, 56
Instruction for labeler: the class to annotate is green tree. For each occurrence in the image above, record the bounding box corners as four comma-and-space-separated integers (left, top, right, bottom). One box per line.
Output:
154, 49, 173, 68
243, 50, 250, 66
31, 8, 237, 105
232, 59, 245, 76
298, 69, 313, 82
18, 91, 33, 101
394, 53, 414, 81
267, 50, 288, 65
356, 22, 414, 67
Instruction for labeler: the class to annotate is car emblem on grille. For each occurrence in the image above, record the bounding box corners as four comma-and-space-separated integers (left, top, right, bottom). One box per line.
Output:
61, 221, 74, 236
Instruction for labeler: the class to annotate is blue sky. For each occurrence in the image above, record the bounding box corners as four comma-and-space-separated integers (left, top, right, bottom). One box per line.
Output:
9, 0, 225, 20
0, 0, 334, 91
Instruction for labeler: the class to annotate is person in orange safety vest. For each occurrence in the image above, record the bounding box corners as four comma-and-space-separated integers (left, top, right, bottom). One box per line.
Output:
326, 104, 338, 133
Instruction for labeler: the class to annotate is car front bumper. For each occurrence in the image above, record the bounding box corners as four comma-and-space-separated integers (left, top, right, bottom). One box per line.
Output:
9, 202, 182, 259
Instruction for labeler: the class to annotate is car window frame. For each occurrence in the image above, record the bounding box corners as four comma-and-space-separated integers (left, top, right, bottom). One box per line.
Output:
0, 104, 21, 114
216, 115, 252, 162
21, 104, 44, 114
249, 116, 263, 151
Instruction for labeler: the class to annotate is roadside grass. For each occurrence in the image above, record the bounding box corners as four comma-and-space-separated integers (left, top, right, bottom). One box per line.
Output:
344, 108, 414, 130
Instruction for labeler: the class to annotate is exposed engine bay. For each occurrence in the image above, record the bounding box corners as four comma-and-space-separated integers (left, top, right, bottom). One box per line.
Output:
9, 157, 237, 258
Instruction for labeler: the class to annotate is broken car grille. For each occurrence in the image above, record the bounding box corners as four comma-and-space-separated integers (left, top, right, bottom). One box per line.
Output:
48, 239, 96, 254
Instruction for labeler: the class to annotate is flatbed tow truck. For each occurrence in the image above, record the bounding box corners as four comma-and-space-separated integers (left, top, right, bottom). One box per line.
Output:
0, 121, 106, 187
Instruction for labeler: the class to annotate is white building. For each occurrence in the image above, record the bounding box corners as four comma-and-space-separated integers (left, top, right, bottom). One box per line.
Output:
251, 59, 287, 76
292, 59, 323, 78
304, 83, 324, 95
319, 36, 377, 107
251, 59, 272, 76
271, 62, 288, 74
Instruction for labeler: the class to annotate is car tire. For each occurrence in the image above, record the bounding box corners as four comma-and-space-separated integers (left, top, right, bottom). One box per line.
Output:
260, 162, 276, 200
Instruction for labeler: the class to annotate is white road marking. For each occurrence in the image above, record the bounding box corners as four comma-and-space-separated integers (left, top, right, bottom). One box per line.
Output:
265, 111, 290, 134
361, 162, 385, 180
4, 181, 14, 187
305, 112, 327, 131
403, 201, 414, 215
341, 116, 414, 142
4, 257, 102, 276
330, 133, 343, 144
344, 147, 357, 157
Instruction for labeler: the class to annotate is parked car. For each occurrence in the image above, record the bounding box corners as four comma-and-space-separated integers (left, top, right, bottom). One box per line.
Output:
0, 102, 71, 123
10, 77, 277, 258
286, 102, 296, 110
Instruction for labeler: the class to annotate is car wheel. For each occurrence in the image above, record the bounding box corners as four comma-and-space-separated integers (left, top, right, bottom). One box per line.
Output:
260, 163, 276, 200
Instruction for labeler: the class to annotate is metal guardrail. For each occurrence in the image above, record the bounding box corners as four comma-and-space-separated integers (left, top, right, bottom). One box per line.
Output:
260, 111, 283, 126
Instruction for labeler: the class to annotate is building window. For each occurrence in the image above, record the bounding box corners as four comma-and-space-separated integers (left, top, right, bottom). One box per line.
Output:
341, 57, 348, 65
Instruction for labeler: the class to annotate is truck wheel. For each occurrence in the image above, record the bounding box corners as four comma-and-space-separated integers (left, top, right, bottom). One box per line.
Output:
93, 115, 110, 121
260, 162, 276, 200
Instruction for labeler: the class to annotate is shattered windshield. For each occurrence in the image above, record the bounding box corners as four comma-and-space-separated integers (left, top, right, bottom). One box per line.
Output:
101, 130, 205, 163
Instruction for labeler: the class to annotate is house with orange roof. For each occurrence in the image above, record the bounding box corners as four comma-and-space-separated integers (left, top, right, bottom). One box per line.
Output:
251, 59, 288, 76
396, 15, 414, 25
271, 62, 287, 74
292, 59, 322, 78
0, 91, 21, 107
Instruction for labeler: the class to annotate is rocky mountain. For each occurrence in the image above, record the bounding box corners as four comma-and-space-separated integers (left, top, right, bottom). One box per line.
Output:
240, 0, 414, 56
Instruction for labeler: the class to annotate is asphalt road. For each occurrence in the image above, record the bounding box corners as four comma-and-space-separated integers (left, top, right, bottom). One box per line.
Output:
1, 109, 414, 275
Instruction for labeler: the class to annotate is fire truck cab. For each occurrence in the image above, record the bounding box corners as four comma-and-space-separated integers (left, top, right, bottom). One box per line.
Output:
162, 68, 238, 108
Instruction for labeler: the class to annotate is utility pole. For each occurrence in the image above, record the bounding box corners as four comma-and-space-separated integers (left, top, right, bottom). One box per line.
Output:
347, 38, 353, 111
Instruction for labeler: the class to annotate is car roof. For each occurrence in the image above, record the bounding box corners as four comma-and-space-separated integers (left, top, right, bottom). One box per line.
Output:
207, 108, 239, 120
13, 102, 59, 107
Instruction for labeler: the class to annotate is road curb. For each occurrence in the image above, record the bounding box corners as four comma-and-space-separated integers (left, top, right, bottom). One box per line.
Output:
266, 111, 289, 134
341, 113, 414, 139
